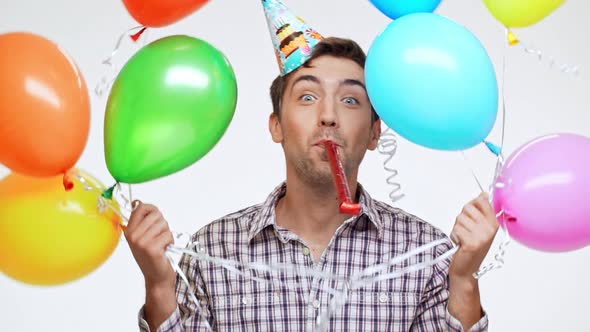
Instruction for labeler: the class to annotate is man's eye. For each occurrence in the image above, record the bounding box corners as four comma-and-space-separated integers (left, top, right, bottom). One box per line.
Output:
301, 94, 316, 102
343, 97, 359, 105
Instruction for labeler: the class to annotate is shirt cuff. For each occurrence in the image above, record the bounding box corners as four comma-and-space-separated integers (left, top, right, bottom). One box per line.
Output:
138, 306, 182, 332
445, 307, 489, 332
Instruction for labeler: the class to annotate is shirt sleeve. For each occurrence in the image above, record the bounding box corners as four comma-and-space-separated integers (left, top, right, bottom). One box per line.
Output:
446, 307, 488, 332
137, 250, 214, 332
410, 239, 489, 332
138, 306, 182, 332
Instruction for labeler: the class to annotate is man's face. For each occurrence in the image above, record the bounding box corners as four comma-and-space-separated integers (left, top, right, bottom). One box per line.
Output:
269, 55, 381, 188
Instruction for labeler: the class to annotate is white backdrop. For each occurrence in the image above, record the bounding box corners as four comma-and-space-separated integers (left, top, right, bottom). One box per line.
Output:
1, 0, 589, 331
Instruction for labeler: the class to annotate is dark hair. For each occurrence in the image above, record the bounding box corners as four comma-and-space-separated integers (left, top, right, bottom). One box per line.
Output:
269, 37, 379, 123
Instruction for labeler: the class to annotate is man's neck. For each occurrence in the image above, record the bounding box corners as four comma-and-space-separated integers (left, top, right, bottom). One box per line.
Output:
275, 172, 359, 261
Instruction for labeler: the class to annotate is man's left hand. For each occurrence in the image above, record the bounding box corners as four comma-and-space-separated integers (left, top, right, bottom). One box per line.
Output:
449, 192, 500, 279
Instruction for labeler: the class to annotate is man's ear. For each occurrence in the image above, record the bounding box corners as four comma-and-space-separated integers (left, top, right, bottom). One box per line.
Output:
367, 120, 381, 151
269, 113, 284, 143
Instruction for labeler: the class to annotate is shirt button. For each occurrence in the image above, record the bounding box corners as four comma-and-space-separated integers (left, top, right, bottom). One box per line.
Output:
302, 247, 311, 256
312, 299, 321, 309
242, 296, 251, 305
379, 293, 388, 303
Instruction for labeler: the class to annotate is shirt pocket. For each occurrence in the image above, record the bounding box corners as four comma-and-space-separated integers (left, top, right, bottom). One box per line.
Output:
341, 290, 420, 331
211, 287, 306, 331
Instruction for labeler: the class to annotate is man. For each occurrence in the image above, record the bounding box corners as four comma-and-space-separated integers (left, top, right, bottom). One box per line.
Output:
128, 1, 499, 331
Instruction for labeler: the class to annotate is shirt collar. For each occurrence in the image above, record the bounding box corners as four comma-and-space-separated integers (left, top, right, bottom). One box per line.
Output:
248, 182, 385, 242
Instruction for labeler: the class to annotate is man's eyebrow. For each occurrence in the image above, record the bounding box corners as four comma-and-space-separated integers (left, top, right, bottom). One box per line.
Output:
340, 79, 366, 91
291, 75, 321, 87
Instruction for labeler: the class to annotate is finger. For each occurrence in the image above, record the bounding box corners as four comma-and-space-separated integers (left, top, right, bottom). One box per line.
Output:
454, 218, 499, 253
450, 232, 460, 246
144, 231, 176, 261
125, 208, 161, 242
138, 215, 170, 244
450, 222, 472, 247
132, 199, 142, 210
130, 209, 165, 241
126, 203, 158, 233
461, 203, 485, 223
474, 193, 495, 217
455, 213, 477, 231
153, 231, 175, 254
127, 201, 149, 231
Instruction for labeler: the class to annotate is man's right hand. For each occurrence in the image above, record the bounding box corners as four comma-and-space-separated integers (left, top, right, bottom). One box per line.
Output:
125, 200, 177, 330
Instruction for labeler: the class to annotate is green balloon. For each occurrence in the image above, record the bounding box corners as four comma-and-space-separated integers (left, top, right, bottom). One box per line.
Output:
104, 35, 237, 184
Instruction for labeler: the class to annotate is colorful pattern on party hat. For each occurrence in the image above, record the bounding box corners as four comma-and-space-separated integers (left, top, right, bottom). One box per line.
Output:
261, 0, 324, 76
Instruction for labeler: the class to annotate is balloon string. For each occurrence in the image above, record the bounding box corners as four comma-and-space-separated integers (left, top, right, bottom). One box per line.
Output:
170, 239, 348, 332
101, 25, 145, 67
377, 126, 405, 203
506, 29, 580, 76
473, 33, 512, 279
72, 175, 460, 329
314, 242, 457, 331
95, 25, 149, 97
165, 249, 214, 332
352, 238, 449, 282
460, 151, 485, 193
128, 184, 134, 208
494, 31, 509, 181
473, 211, 511, 279
66, 174, 217, 330
172, 238, 458, 332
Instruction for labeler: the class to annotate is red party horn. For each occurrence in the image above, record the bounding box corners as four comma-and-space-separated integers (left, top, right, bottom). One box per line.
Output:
324, 140, 361, 215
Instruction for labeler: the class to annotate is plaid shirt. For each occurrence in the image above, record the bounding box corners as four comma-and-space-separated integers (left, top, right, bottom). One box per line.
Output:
139, 183, 488, 331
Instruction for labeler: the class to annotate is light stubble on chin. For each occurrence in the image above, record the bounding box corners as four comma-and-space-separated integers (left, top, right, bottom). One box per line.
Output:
293, 149, 356, 196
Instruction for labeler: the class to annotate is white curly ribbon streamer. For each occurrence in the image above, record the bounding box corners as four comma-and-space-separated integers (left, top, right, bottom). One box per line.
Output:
95, 26, 150, 97
377, 126, 405, 203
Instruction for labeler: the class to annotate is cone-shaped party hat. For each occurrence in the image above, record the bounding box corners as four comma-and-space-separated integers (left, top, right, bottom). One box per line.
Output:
261, 0, 324, 76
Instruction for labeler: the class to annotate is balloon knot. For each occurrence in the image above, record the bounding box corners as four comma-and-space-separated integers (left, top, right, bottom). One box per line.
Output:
130, 27, 147, 42
102, 184, 116, 200
485, 141, 502, 156
506, 30, 520, 46
63, 173, 74, 191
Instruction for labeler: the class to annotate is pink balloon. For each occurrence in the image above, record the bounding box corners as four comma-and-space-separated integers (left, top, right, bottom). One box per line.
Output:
493, 133, 590, 252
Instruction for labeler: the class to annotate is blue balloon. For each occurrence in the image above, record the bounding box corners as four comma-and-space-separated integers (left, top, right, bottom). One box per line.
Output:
369, 0, 442, 20
366, 13, 498, 151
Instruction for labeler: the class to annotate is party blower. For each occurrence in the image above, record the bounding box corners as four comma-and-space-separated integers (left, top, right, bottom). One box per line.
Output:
324, 140, 361, 216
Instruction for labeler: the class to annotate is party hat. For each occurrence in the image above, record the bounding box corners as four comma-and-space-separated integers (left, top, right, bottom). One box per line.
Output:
261, 0, 324, 76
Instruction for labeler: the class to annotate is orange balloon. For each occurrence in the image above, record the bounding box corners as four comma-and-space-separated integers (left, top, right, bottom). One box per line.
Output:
0, 169, 123, 285
122, 0, 210, 27
0, 32, 90, 177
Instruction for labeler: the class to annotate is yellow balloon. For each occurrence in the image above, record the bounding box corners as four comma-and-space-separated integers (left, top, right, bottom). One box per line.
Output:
0, 170, 123, 285
482, 0, 565, 27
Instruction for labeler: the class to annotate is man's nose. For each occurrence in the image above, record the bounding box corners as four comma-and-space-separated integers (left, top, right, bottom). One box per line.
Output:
318, 99, 338, 128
